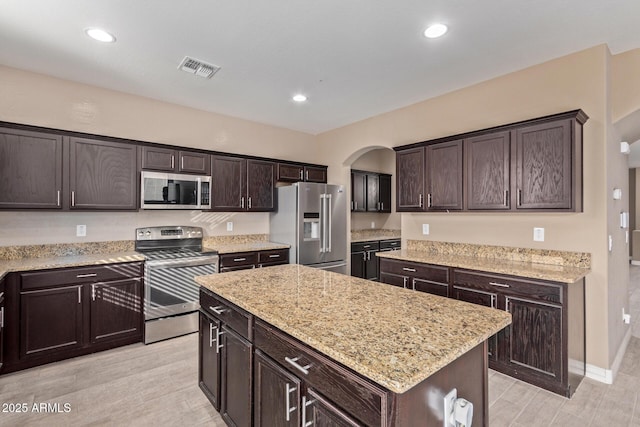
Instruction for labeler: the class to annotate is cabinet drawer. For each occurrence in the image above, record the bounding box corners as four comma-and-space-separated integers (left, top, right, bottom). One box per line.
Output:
254, 320, 385, 427
452, 269, 562, 304
379, 239, 401, 250
200, 289, 251, 340
219, 252, 259, 268
21, 262, 143, 291
379, 259, 449, 284
351, 241, 380, 253
258, 249, 289, 264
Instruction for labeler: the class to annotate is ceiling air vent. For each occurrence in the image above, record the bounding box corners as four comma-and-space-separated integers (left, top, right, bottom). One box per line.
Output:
178, 56, 221, 79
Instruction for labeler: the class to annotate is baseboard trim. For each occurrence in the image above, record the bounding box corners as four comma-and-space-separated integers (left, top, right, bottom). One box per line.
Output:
585, 328, 632, 384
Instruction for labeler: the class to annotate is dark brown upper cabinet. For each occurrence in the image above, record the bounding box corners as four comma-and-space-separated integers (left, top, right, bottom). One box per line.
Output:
140, 146, 210, 175
210, 156, 275, 212
378, 174, 392, 213
396, 147, 426, 212
426, 140, 463, 211
68, 137, 138, 210
515, 119, 574, 210
276, 163, 328, 183
394, 110, 587, 213
351, 171, 367, 212
351, 170, 392, 213
466, 131, 511, 210
0, 127, 64, 209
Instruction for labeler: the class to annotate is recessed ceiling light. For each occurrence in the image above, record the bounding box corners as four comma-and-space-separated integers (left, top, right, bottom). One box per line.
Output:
85, 28, 116, 43
292, 94, 307, 102
423, 23, 448, 39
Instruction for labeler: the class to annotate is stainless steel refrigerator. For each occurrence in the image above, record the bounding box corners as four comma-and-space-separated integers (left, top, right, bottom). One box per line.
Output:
270, 182, 347, 274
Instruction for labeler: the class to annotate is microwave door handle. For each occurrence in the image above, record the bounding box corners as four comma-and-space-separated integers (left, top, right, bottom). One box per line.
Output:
196, 177, 201, 208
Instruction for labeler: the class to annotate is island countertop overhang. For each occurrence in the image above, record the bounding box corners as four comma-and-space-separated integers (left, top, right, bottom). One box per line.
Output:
195, 264, 511, 393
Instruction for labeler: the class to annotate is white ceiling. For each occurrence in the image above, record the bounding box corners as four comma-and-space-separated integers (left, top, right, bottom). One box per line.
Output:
1, 1, 640, 135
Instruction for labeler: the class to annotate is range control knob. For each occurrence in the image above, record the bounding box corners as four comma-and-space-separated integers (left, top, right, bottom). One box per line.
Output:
137, 231, 144, 236
146, 230, 151, 236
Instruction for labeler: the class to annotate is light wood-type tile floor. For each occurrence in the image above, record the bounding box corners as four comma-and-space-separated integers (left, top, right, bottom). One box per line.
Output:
1, 267, 639, 426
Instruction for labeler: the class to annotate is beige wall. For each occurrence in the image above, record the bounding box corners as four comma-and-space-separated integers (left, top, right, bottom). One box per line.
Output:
612, 48, 640, 124
350, 148, 401, 231
0, 65, 317, 245
317, 46, 613, 369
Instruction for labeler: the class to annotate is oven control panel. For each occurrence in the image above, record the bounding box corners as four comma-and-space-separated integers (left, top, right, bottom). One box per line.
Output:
135, 226, 203, 240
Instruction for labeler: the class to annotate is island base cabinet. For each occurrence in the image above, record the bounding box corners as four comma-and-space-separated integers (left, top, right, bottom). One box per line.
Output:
304, 388, 361, 427
254, 350, 301, 427
220, 325, 253, 427
199, 312, 221, 410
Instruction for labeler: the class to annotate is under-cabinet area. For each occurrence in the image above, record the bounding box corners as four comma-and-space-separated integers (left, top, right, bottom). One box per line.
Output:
196, 264, 511, 427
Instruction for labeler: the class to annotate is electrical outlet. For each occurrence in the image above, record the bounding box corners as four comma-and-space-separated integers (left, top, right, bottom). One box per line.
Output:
76, 225, 86, 237
533, 227, 544, 242
226, 222, 233, 232
371, 221, 375, 229
422, 224, 430, 235
443, 388, 457, 427
623, 308, 631, 324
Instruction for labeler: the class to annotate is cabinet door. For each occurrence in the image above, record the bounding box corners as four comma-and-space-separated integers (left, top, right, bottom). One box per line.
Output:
69, 137, 138, 210
379, 272, 407, 289
0, 127, 63, 209
254, 351, 301, 427
140, 146, 176, 171
364, 251, 379, 281
451, 286, 498, 361
0, 289, 4, 369
277, 163, 304, 182
515, 119, 572, 209
211, 155, 247, 211
396, 147, 425, 211
303, 388, 360, 427
247, 160, 276, 211
351, 172, 367, 212
304, 166, 327, 183
426, 140, 463, 210
366, 173, 379, 212
350, 251, 365, 279
179, 151, 210, 174
413, 278, 448, 297
505, 296, 562, 380
199, 312, 221, 410
20, 285, 83, 358
466, 132, 511, 210
221, 325, 252, 427
378, 174, 392, 213
89, 278, 142, 345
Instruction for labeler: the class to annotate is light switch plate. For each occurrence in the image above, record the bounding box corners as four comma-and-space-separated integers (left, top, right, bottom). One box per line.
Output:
422, 224, 430, 235
533, 227, 544, 242
226, 222, 233, 232
76, 225, 86, 237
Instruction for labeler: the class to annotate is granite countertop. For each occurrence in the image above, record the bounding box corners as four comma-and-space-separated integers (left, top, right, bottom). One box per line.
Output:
350, 229, 401, 243
209, 241, 290, 254
195, 264, 511, 394
377, 249, 590, 283
0, 251, 146, 281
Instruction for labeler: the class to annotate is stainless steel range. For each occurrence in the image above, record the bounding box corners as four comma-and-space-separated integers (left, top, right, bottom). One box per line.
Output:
135, 226, 218, 344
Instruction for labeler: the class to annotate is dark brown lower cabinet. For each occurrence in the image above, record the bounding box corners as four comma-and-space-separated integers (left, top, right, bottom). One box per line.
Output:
90, 278, 142, 344
305, 388, 360, 427
350, 242, 379, 281
451, 285, 499, 361
254, 350, 301, 427
199, 312, 221, 410
221, 325, 252, 427
0, 283, 4, 369
20, 285, 84, 358
379, 258, 449, 297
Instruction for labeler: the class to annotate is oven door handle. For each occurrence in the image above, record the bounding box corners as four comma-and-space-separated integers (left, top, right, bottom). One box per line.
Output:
145, 256, 219, 269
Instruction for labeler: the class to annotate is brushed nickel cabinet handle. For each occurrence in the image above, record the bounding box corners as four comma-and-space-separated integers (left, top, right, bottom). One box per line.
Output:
362, 253, 366, 261
233, 258, 246, 262
285, 356, 312, 375
0, 307, 4, 329
403, 277, 408, 289
299, 169, 303, 180
504, 190, 509, 206
215, 329, 225, 353
285, 383, 297, 421
419, 194, 423, 208
91, 284, 96, 301
402, 267, 416, 272
489, 281, 510, 288
77, 287, 81, 304
491, 295, 496, 309
71, 191, 76, 207
57, 190, 61, 207
380, 202, 384, 211
209, 305, 227, 315
517, 189, 522, 206
209, 322, 217, 348
302, 396, 315, 427
248, 197, 252, 209
305, 170, 309, 181
241, 196, 245, 209
171, 155, 175, 169
181, 157, 184, 170
427, 193, 432, 208
77, 273, 97, 278
269, 254, 280, 258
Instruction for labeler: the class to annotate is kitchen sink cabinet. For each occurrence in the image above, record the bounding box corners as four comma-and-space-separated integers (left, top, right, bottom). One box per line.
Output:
466, 131, 511, 210
140, 146, 210, 175
0, 127, 64, 209
1, 263, 143, 374
210, 156, 276, 212
394, 110, 587, 213
68, 137, 138, 210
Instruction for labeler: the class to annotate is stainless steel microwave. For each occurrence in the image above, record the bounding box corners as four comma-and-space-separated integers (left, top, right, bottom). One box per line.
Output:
141, 171, 211, 209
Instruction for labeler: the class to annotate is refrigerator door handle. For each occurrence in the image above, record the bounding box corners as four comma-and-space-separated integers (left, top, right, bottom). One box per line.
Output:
326, 194, 332, 252
319, 194, 326, 253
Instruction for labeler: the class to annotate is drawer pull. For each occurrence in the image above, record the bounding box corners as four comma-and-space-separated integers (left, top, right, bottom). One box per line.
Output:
363, 245, 371, 248
76, 273, 97, 278
268, 254, 281, 258
285, 383, 297, 421
489, 281, 510, 288
209, 305, 227, 315
402, 267, 416, 272
285, 356, 312, 375
233, 258, 247, 262
302, 396, 315, 427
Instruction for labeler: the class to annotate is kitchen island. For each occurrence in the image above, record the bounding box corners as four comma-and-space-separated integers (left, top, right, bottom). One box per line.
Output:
195, 264, 511, 426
